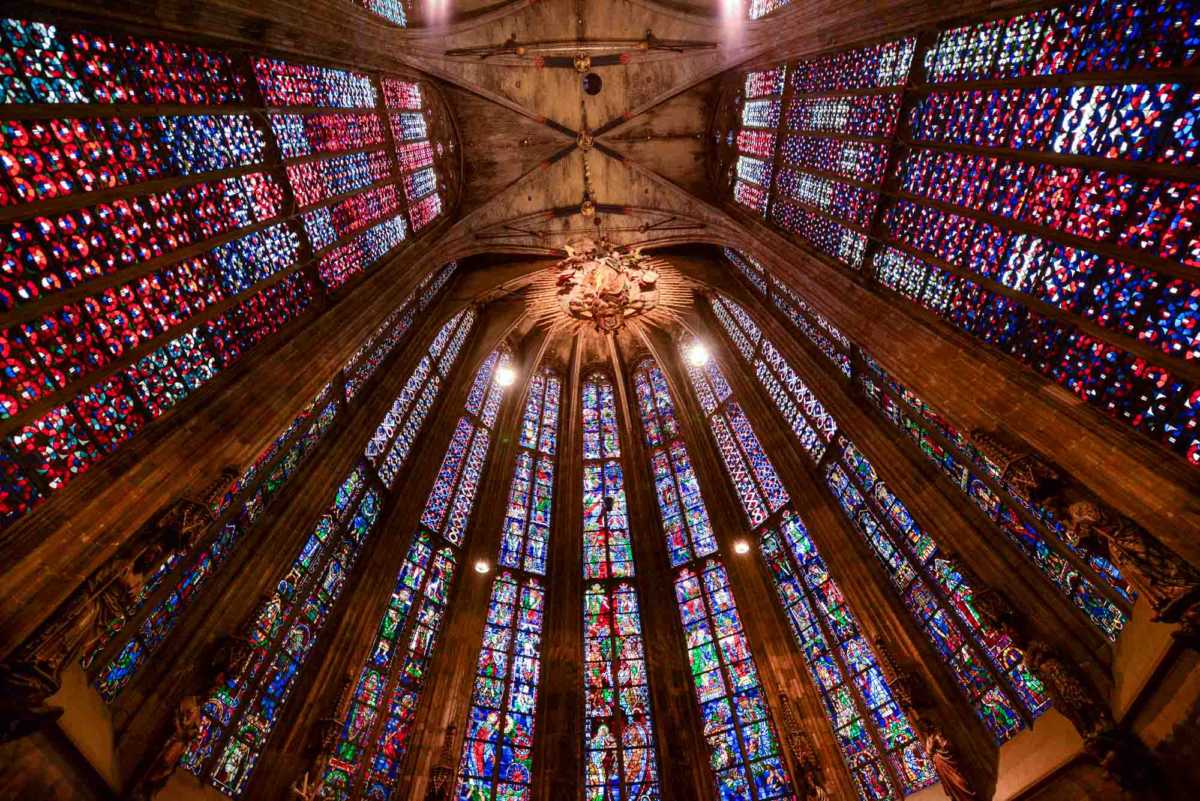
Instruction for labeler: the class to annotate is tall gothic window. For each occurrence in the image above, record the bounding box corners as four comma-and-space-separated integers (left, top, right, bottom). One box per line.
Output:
725, 246, 1134, 641
581, 371, 661, 801
715, 4, 1200, 469
88, 263, 459, 700
321, 346, 512, 801
632, 358, 717, 566
178, 309, 475, 797
0, 16, 456, 532
634, 356, 793, 801
681, 343, 936, 800
456, 365, 562, 801
709, 293, 1055, 744
499, 367, 562, 575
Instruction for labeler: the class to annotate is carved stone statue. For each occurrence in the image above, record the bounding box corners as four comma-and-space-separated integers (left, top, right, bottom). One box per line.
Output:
1022, 640, 1151, 789
127, 693, 202, 801
922, 727, 978, 801
872, 637, 978, 801
947, 558, 1154, 789
967, 428, 1061, 507
290, 673, 352, 801
0, 469, 236, 742
1064, 500, 1200, 645
777, 693, 829, 801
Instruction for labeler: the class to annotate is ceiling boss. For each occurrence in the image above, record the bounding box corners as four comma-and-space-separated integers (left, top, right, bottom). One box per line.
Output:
555, 238, 663, 332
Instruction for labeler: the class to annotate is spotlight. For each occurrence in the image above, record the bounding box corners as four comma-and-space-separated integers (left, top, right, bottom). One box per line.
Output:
474, 560, 490, 574
686, 343, 710, 367
733, 540, 751, 554
495, 365, 516, 387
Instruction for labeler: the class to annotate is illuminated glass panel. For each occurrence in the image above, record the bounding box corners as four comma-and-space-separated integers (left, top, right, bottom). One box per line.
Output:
582, 373, 633, 580
711, 295, 838, 461
500, 368, 561, 576
381, 77, 446, 230
0, 18, 245, 105
254, 58, 376, 108
321, 344, 510, 801
318, 215, 408, 291
353, 0, 407, 26
854, 354, 1131, 637
583, 582, 661, 801
181, 467, 382, 795
455, 574, 544, 801
633, 358, 717, 566
286, 150, 392, 208
760, 516, 935, 799
269, 112, 385, 160
674, 560, 794, 800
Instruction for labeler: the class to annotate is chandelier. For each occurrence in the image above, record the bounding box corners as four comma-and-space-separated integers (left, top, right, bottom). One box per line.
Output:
555, 239, 663, 333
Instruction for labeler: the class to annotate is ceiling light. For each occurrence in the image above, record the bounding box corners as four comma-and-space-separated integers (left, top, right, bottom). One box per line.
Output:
686, 343, 710, 367
474, 560, 490, 574
495, 365, 516, 387
733, 540, 751, 555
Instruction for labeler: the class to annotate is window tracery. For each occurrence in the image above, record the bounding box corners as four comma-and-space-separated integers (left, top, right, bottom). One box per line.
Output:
320, 345, 511, 801
580, 371, 661, 801
680, 339, 935, 799
0, 17, 458, 531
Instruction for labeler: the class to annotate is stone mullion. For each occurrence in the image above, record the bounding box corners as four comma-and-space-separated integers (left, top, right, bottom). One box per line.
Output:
530, 336, 584, 801
735, 274, 1124, 652
725, 207, 1200, 568
691, 301, 1001, 786
392, 328, 538, 801
643, 324, 864, 801
606, 340, 716, 801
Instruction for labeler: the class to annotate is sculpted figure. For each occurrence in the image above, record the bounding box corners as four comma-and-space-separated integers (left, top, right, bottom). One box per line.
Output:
1065, 500, 1200, 644
127, 694, 202, 801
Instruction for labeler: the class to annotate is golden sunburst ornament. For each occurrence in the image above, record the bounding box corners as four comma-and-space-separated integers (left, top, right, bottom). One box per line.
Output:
528, 238, 691, 335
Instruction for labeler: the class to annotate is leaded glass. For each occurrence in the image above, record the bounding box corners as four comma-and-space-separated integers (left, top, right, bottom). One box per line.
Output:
633, 358, 717, 566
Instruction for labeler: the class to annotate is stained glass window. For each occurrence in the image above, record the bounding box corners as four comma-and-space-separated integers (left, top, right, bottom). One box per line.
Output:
382, 78, 446, 230
722, 5, 1199, 467
353, 0, 407, 26
0, 15, 457, 533
577, 367, 662, 800
499, 368, 561, 576
322, 348, 512, 800
674, 560, 794, 800
583, 581, 661, 801
151, 291, 467, 795
181, 466, 382, 795
679, 338, 935, 799
456, 573, 544, 801
854, 352, 1132, 638
455, 360, 560, 801
582, 373, 633, 579
708, 293, 1056, 744
632, 358, 717, 566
